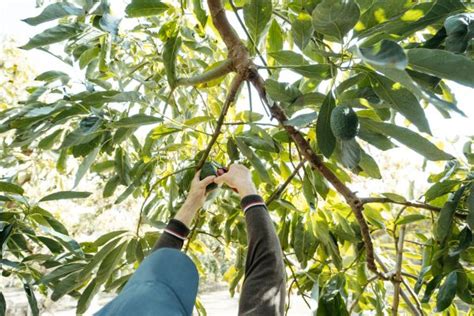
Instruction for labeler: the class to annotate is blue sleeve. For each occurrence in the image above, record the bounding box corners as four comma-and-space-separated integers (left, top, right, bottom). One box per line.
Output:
95, 248, 199, 316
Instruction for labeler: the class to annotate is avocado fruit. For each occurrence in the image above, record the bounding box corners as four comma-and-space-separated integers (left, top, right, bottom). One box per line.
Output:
330, 105, 359, 140
200, 162, 218, 192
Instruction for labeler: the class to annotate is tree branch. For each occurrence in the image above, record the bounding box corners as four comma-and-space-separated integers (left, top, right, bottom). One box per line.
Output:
392, 225, 406, 316
283, 253, 312, 310
375, 254, 422, 316
176, 59, 233, 86
207, 0, 381, 276
196, 73, 245, 170
360, 197, 467, 220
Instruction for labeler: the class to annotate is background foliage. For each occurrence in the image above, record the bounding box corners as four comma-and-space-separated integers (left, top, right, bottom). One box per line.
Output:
1, 0, 474, 315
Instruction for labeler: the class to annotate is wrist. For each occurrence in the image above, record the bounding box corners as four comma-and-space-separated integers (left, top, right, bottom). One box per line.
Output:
238, 183, 257, 199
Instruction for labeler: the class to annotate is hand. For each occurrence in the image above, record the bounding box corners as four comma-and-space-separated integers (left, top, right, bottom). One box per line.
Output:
182, 170, 216, 213
174, 170, 216, 227
214, 164, 257, 198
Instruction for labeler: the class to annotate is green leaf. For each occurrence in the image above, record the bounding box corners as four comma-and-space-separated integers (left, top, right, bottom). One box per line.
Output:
22, 2, 84, 25
436, 271, 458, 312
267, 20, 283, 53
79, 46, 100, 69
74, 146, 100, 188
192, 0, 207, 27
125, 0, 169, 17
40, 263, 85, 284
163, 35, 181, 88
292, 12, 313, 50
51, 271, 82, 301
21, 24, 82, 50
243, 0, 272, 46
235, 111, 263, 122
94, 230, 129, 247
358, 40, 408, 70
287, 64, 334, 80
227, 138, 240, 161
23, 284, 39, 316
425, 180, 460, 202
284, 112, 317, 127
407, 49, 474, 88
312, 0, 360, 41
112, 114, 163, 128
340, 139, 361, 170
369, 73, 430, 134
35, 71, 70, 84
436, 186, 466, 244
362, 119, 453, 161
359, 150, 382, 179
235, 137, 271, 183
103, 175, 120, 198
96, 242, 127, 284
39, 191, 92, 202
269, 51, 307, 65
0, 182, 24, 195
77, 278, 100, 315
395, 214, 427, 225
316, 93, 336, 158
467, 185, 474, 231
264, 79, 301, 103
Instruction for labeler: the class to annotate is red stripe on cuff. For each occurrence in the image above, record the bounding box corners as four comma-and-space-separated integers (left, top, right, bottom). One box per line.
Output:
243, 202, 266, 213
164, 229, 186, 240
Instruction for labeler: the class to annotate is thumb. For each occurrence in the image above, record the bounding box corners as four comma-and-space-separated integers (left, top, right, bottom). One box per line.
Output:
200, 175, 216, 186
214, 174, 228, 185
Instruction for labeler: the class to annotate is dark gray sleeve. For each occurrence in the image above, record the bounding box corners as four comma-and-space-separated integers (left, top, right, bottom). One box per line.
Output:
152, 219, 190, 251
238, 196, 286, 316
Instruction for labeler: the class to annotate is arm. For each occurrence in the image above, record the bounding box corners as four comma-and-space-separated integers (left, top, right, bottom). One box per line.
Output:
153, 171, 216, 251
214, 164, 286, 315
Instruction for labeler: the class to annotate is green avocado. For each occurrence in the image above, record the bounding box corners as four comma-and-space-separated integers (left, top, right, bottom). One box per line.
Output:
330, 105, 359, 140
200, 162, 218, 192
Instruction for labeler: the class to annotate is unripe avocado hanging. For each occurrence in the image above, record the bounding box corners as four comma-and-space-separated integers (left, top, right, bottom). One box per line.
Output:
330, 105, 359, 140
200, 162, 218, 192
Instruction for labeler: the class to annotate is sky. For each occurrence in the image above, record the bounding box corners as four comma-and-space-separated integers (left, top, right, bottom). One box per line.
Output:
1, 0, 473, 197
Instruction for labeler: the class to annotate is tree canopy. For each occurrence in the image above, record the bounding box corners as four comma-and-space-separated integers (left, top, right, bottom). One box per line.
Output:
1, 0, 474, 315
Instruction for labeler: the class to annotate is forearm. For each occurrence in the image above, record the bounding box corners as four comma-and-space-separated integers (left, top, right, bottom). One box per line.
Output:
152, 203, 197, 252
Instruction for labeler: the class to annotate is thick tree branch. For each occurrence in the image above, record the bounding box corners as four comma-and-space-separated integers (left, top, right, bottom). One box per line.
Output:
207, 0, 381, 276
196, 73, 244, 170
176, 59, 233, 86
360, 197, 467, 220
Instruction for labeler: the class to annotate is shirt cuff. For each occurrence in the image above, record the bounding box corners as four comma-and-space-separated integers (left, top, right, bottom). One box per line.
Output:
240, 194, 267, 214
163, 219, 190, 241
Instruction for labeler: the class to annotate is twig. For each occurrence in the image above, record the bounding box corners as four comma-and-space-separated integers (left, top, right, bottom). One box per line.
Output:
392, 225, 406, 316
228, 0, 269, 71
283, 253, 312, 310
196, 73, 245, 170
374, 254, 422, 316
176, 59, 233, 86
266, 161, 305, 205
223, 121, 278, 127
247, 80, 253, 115
360, 197, 466, 219
285, 280, 295, 316
349, 276, 378, 313
272, 10, 290, 24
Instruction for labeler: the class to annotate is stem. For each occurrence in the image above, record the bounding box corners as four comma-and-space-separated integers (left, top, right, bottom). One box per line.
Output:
266, 161, 305, 205
176, 59, 233, 86
392, 225, 406, 316
196, 73, 245, 170
283, 253, 312, 310
374, 254, 422, 316
349, 276, 378, 313
361, 197, 467, 219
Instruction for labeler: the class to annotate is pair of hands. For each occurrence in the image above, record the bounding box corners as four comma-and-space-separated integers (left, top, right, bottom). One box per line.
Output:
181, 164, 257, 214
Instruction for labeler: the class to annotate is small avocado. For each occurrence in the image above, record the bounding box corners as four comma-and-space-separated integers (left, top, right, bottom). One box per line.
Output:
330, 105, 359, 140
200, 162, 218, 192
